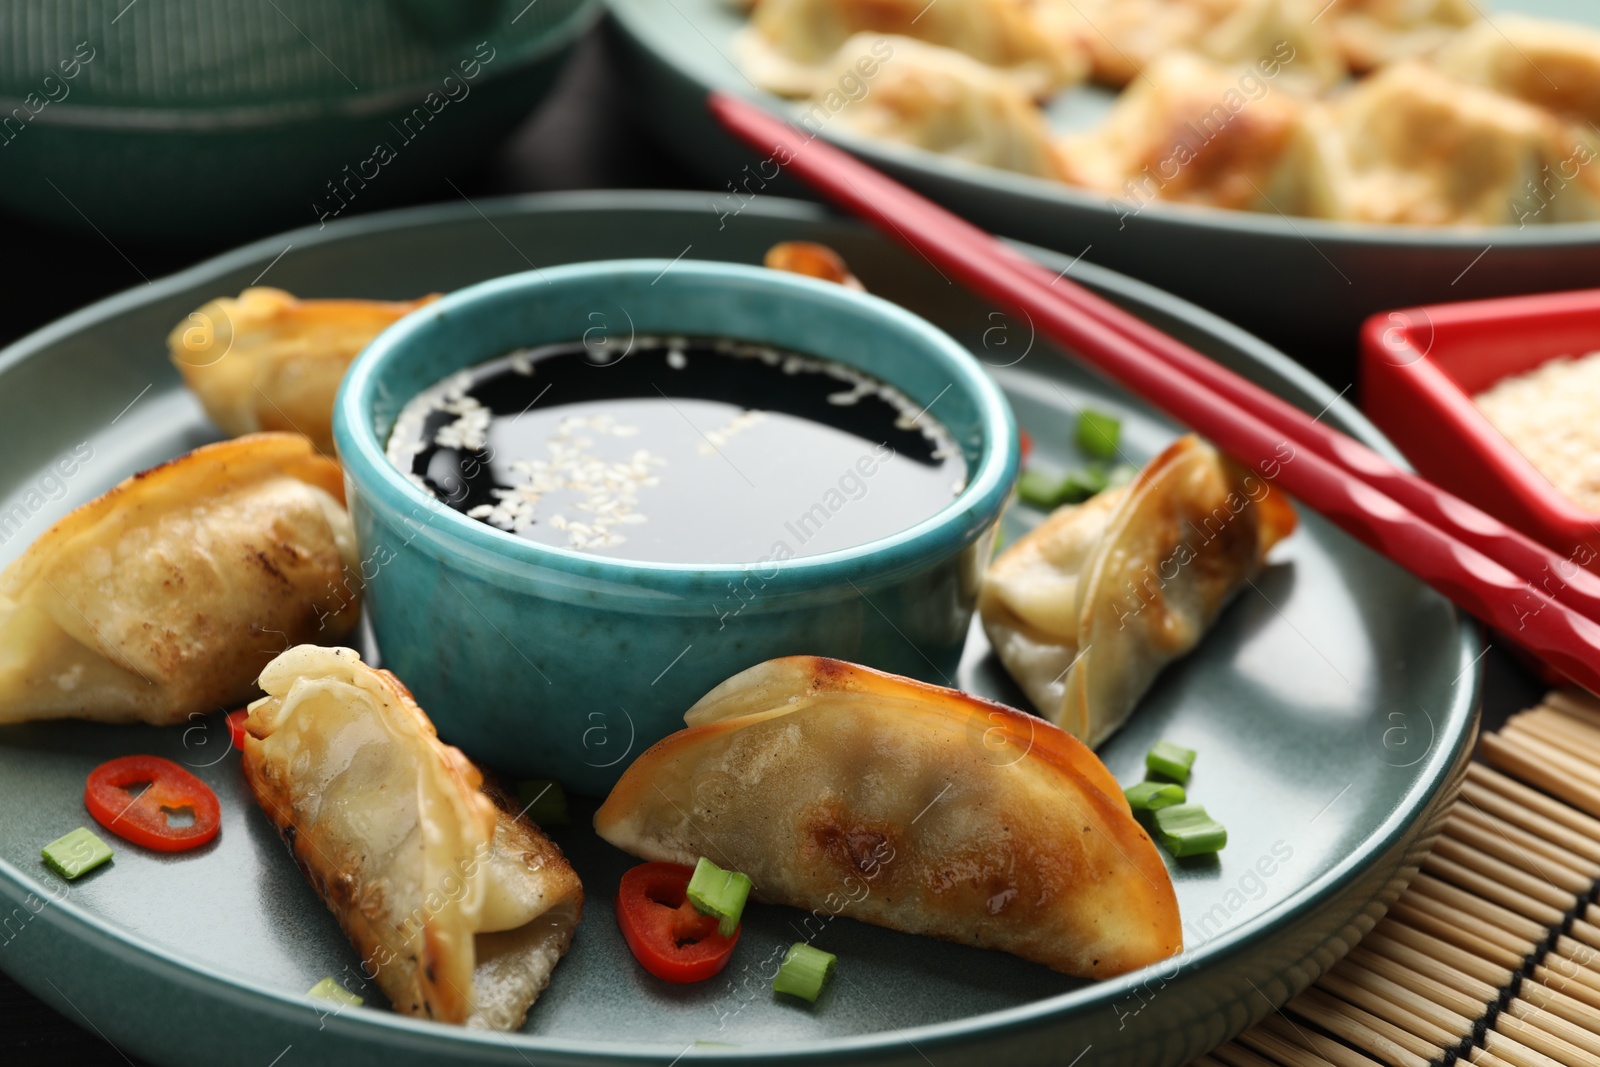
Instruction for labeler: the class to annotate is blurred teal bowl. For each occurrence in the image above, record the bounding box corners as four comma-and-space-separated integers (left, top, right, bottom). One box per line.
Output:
334, 259, 1019, 793
0, 0, 599, 243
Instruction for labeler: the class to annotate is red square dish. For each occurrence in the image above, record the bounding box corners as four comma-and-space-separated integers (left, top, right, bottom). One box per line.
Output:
1361, 288, 1600, 565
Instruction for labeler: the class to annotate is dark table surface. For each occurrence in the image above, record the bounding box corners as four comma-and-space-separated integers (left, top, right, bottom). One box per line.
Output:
0, 22, 1549, 1067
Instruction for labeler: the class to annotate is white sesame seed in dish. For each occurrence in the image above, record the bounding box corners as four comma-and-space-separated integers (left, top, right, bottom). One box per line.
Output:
1474, 350, 1600, 513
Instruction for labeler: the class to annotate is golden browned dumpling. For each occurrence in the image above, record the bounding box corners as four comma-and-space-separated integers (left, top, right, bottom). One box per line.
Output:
736, 0, 1088, 97
1434, 15, 1600, 129
1295, 62, 1600, 225
1060, 0, 1343, 89
1058, 0, 1233, 86
243, 645, 583, 1030
1328, 0, 1478, 73
0, 434, 360, 726
1200, 0, 1347, 91
1057, 52, 1310, 212
980, 435, 1296, 747
819, 35, 1066, 179
595, 656, 1182, 979
169, 288, 436, 456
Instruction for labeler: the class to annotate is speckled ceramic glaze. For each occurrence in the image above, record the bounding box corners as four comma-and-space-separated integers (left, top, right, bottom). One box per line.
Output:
334, 260, 1018, 794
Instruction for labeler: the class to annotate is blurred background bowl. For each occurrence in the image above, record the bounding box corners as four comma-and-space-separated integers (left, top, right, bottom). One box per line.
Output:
0, 0, 599, 243
604, 0, 1600, 378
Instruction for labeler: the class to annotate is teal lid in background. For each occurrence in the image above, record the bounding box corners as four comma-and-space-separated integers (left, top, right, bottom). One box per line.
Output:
0, 0, 599, 241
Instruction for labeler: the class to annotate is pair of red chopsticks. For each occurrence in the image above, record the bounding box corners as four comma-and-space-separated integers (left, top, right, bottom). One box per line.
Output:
708, 92, 1600, 694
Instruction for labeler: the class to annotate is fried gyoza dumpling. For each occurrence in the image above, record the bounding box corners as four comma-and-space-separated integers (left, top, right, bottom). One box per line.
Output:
736, 0, 1088, 97
595, 656, 1181, 979
0, 434, 360, 726
1060, 0, 1343, 89
820, 35, 1066, 179
169, 288, 436, 456
980, 435, 1296, 748
1328, 0, 1478, 73
1199, 0, 1347, 92
1057, 53, 1309, 212
1435, 15, 1600, 129
243, 645, 583, 1030
1056, 0, 1232, 86
1296, 62, 1600, 225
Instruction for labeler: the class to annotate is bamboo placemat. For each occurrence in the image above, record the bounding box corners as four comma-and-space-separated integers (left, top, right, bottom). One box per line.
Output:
1191, 691, 1600, 1067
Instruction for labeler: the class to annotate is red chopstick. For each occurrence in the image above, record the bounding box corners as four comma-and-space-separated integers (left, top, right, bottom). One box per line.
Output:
709, 91, 1600, 693
708, 93, 1600, 624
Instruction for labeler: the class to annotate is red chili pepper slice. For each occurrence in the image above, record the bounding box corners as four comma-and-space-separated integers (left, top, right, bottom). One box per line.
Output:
84, 755, 221, 852
1019, 429, 1033, 466
226, 709, 250, 752
615, 862, 740, 983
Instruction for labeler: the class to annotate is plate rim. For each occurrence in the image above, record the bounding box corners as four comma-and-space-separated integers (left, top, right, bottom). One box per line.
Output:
0, 188, 1482, 1063
603, 0, 1600, 250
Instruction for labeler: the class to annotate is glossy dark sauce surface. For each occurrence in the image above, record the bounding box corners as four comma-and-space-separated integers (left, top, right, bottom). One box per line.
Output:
387, 337, 966, 563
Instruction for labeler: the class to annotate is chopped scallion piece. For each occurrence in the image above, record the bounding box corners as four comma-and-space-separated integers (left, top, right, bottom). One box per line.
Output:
41, 827, 112, 881
772, 942, 837, 1002
1077, 410, 1121, 459
515, 779, 570, 827
1059, 464, 1110, 504
686, 856, 752, 938
1145, 740, 1197, 783
1017, 469, 1064, 510
1151, 803, 1227, 857
1124, 781, 1186, 812
307, 977, 363, 1007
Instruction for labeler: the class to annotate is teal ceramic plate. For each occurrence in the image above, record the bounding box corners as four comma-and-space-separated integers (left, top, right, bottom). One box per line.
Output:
0, 191, 1478, 1067
604, 0, 1600, 359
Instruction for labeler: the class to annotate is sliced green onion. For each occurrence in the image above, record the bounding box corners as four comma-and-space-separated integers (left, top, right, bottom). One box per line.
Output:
1152, 803, 1228, 857
772, 942, 837, 1002
1124, 781, 1186, 812
1077, 409, 1121, 459
1019, 464, 1119, 510
686, 856, 752, 938
515, 779, 570, 827
41, 827, 112, 881
1017, 468, 1065, 510
1107, 463, 1138, 489
1059, 464, 1110, 504
307, 977, 363, 1007
1145, 740, 1197, 783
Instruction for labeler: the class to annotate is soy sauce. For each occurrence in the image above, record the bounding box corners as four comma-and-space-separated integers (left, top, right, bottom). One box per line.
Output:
387, 336, 968, 564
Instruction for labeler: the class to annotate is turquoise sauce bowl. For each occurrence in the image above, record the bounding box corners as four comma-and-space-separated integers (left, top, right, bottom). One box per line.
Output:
335, 260, 1018, 793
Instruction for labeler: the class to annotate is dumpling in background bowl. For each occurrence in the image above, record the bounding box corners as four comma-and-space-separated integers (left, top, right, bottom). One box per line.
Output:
819, 35, 1067, 180
1291, 62, 1600, 226
736, 0, 1089, 97
1433, 14, 1600, 129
